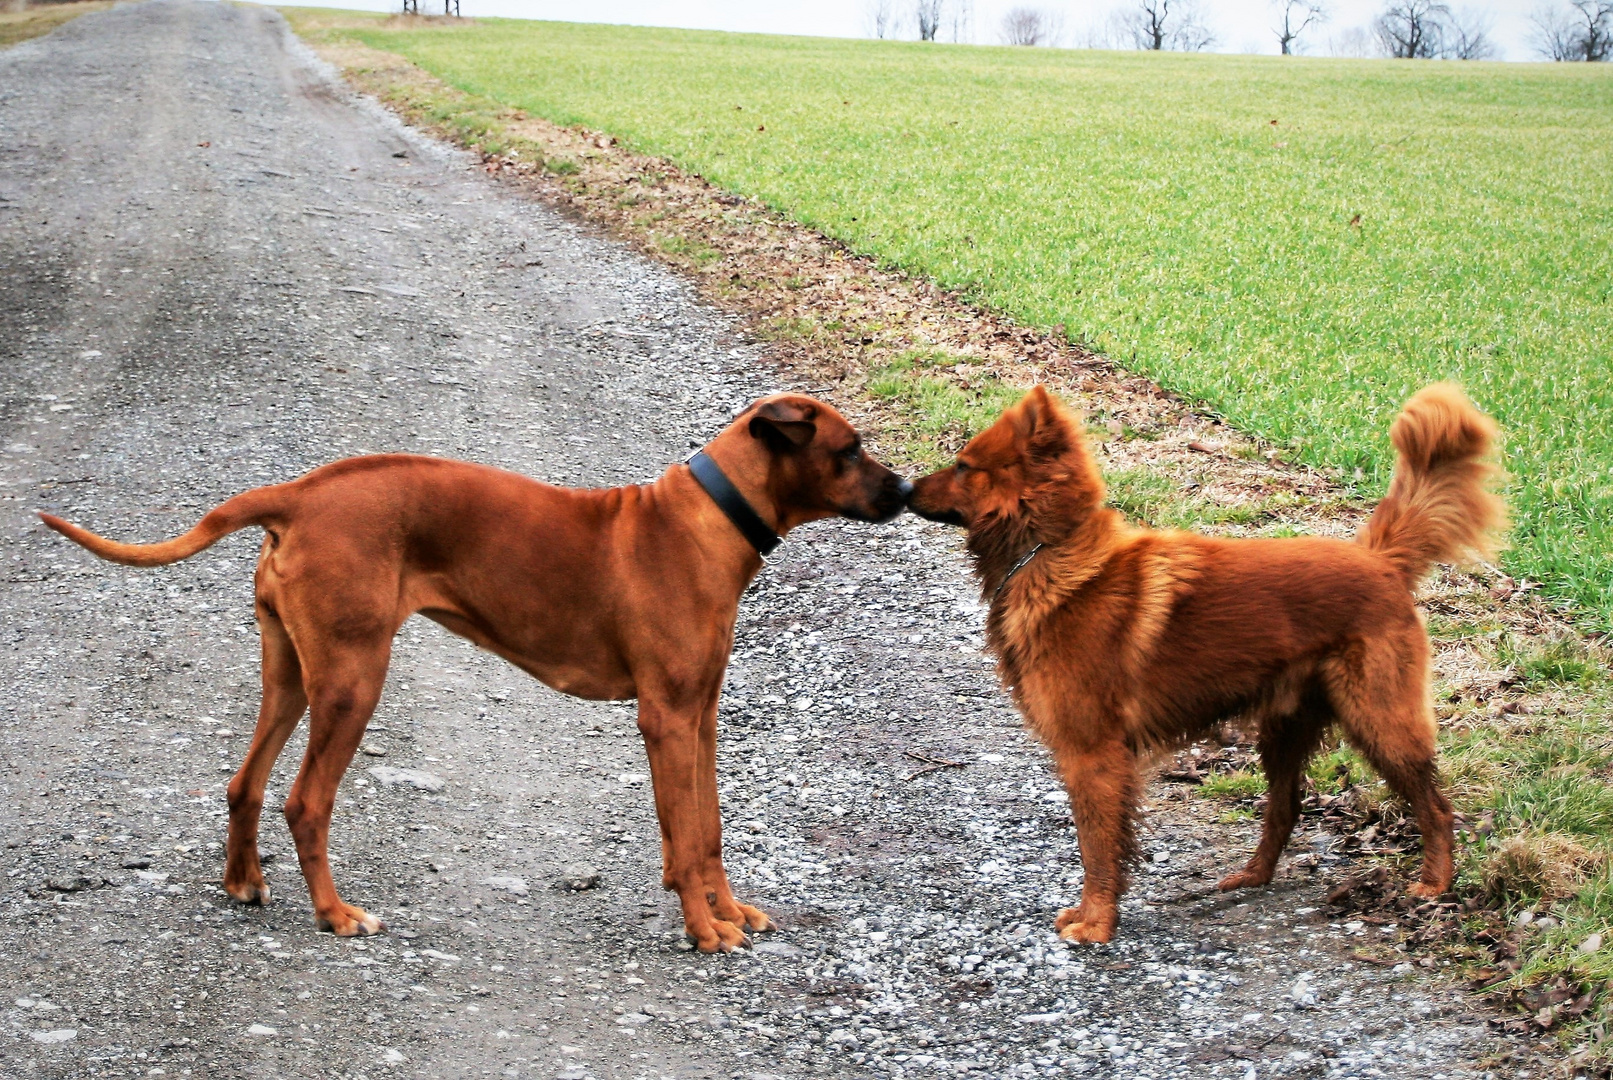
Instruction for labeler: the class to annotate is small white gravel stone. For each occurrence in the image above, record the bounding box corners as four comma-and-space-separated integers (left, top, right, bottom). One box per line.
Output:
30, 1029, 76, 1045
482, 876, 528, 896
557, 863, 601, 891
366, 766, 445, 792
753, 940, 805, 958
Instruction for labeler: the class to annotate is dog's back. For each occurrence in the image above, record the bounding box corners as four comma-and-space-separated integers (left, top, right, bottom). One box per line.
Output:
1117, 532, 1422, 746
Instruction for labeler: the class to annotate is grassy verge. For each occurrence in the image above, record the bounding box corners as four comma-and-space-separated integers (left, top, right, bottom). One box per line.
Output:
1186, 630, 1613, 1069
0, 0, 111, 48
282, 10, 1613, 630
282, 11, 1613, 1068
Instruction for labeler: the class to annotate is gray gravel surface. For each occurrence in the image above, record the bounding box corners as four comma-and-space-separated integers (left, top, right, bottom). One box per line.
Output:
1, 3, 1528, 1078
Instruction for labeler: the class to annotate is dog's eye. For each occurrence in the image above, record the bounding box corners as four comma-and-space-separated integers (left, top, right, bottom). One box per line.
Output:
955, 460, 971, 474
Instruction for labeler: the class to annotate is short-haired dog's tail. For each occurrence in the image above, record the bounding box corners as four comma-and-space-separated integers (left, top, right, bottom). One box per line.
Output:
1360, 383, 1507, 587
39, 486, 287, 568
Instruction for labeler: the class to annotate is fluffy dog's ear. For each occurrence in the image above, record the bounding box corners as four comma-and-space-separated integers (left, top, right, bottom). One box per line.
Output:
749, 398, 818, 450
1012, 385, 1070, 462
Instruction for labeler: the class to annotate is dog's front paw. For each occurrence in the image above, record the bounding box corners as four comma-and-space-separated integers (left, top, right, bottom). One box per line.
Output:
315, 903, 384, 937
1405, 882, 1444, 900
1054, 903, 1115, 943
1217, 868, 1272, 892
685, 917, 750, 953
1054, 905, 1087, 931
224, 875, 271, 906
716, 899, 774, 933
1057, 918, 1115, 944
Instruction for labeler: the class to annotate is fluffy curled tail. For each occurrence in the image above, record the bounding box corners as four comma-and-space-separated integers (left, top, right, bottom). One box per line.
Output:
1360, 383, 1507, 586
39, 487, 285, 568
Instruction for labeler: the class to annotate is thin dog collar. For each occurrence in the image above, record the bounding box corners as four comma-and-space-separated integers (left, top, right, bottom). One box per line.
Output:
687, 451, 782, 557
992, 542, 1044, 604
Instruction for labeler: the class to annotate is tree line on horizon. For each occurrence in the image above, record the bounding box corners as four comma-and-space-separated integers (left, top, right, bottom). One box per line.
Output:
865, 0, 1612, 60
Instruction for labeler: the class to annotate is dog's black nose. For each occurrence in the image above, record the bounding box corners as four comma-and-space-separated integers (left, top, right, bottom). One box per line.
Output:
896, 478, 915, 501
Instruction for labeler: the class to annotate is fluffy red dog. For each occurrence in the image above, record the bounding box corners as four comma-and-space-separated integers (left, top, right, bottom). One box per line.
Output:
908, 384, 1505, 943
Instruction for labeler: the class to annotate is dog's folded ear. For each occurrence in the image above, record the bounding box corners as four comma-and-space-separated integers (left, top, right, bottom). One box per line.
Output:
749, 398, 818, 450
1012, 385, 1071, 462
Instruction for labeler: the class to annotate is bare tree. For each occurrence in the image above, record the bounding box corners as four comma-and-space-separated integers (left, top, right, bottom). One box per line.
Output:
1530, 2, 1580, 55
1374, 0, 1450, 56
1129, 0, 1170, 47
916, 0, 944, 40
1273, 0, 1329, 53
1124, 0, 1218, 49
1567, 0, 1606, 56
1328, 24, 1376, 53
947, 0, 975, 42
1565, 0, 1612, 57
1569, 0, 1612, 57
1373, 0, 1500, 57
1002, 6, 1064, 44
1443, 7, 1498, 57
1171, 5, 1218, 48
1530, 0, 1612, 58
1076, 8, 1130, 47
867, 0, 902, 39
1522, 2, 1574, 54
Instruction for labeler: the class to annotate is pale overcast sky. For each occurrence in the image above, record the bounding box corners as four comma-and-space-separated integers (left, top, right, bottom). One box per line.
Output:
291, 0, 1557, 62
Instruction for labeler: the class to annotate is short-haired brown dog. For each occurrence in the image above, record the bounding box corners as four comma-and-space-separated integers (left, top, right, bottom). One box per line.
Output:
907, 384, 1504, 943
42, 394, 910, 951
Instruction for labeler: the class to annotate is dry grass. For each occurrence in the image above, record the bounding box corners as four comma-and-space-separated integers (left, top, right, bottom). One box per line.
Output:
0, 0, 111, 49
1485, 833, 1607, 905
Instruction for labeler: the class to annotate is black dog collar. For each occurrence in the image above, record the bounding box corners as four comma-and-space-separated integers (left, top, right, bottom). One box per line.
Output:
687, 451, 782, 556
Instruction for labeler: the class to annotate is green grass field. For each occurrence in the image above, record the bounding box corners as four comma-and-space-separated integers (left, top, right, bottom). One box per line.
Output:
294, 14, 1613, 627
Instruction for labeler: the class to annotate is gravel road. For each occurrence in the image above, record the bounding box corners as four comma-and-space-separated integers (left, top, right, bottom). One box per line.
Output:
1, 3, 1527, 1078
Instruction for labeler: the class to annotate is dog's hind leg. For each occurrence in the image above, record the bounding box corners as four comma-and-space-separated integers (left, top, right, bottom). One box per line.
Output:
1052, 737, 1138, 944
1327, 637, 1454, 898
281, 632, 394, 936
1341, 717, 1453, 897
1219, 702, 1328, 892
224, 607, 308, 905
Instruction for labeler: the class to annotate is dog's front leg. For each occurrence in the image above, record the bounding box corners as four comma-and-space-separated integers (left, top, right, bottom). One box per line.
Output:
638, 695, 750, 952
693, 694, 773, 935
1053, 739, 1138, 944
